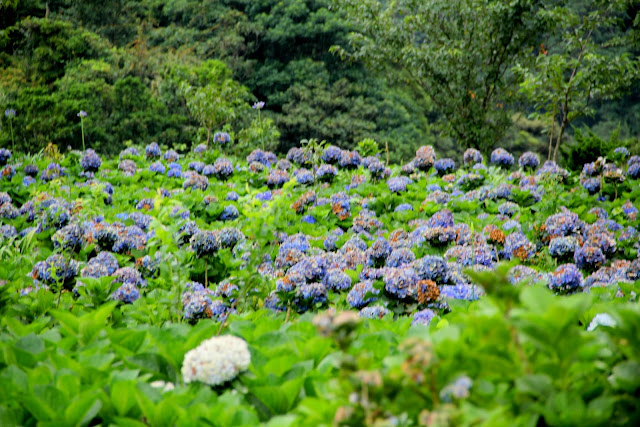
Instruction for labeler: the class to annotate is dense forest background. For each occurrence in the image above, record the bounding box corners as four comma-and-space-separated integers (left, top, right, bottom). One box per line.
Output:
1, 0, 639, 166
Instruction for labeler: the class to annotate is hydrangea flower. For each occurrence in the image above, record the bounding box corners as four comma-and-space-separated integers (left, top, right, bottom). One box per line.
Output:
266, 170, 290, 188
384, 267, 418, 299
463, 148, 483, 166
347, 281, 379, 308
220, 205, 239, 221
387, 176, 412, 193
549, 236, 577, 259
440, 376, 473, 402
316, 164, 337, 181
117, 160, 136, 176
145, 142, 161, 158
582, 178, 601, 194
490, 148, 514, 167
0, 149, 12, 166
322, 268, 352, 291
293, 168, 314, 185
213, 158, 234, 179
574, 245, 606, 271
411, 308, 437, 326
213, 132, 231, 144
394, 203, 414, 212
548, 263, 583, 293
434, 158, 455, 175
339, 150, 361, 168
587, 313, 617, 331
322, 145, 343, 164
181, 335, 250, 386
518, 151, 540, 170
414, 146, 436, 171
360, 306, 390, 319
413, 256, 448, 283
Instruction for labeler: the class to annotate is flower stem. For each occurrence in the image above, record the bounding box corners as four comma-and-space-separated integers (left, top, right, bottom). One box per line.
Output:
9, 119, 15, 154
80, 117, 85, 152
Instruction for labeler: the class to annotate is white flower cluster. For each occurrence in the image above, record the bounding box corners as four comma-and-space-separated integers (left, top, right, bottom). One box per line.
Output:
587, 313, 617, 331
181, 335, 251, 386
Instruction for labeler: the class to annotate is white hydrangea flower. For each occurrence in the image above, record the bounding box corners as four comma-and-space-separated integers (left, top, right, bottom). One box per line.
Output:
587, 313, 616, 331
181, 335, 251, 386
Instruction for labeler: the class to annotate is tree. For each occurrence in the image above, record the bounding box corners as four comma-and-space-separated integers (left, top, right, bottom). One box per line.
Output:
515, 0, 639, 162
179, 60, 250, 145
332, 0, 546, 152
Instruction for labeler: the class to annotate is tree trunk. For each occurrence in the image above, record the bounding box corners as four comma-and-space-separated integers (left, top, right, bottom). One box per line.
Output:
206, 128, 211, 145
548, 101, 557, 161
553, 118, 567, 163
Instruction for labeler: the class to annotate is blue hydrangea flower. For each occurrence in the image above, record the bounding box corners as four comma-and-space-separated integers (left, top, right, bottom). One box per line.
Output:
414, 146, 436, 171
220, 205, 239, 221
434, 158, 455, 175
359, 306, 390, 319
0, 149, 11, 166
149, 161, 165, 174
439, 284, 484, 300
518, 151, 540, 169
213, 158, 234, 179
413, 256, 448, 283
628, 162, 640, 179
163, 149, 180, 162
31, 254, 79, 285
293, 168, 314, 185
301, 214, 316, 224
266, 170, 290, 187
503, 232, 534, 260
582, 178, 601, 194
411, 308, 437, 326
145, 142, 161, 158
316, 164, 337, 181
574, 245, 606, 271
387, 176, 412, 193
548, 263, 583, 292
498, 202, 519, 217
490, 148, 514, 167
112, 283, 140, 303
613, 146, 630, 158
322, 268, 352, 291
183, 173, 209, 191
394, 203, 414, 212
427, 209, 454, 228
322, 145, 343, 164
81, 149, 102, 171
386, 248, 416, 268
339, 150, 362, 168
347, 281, 379, 308
295, 283, 328, 308
549, 236, 577, 259
463, 148, 483, 166
119, 147, 139, 158
286, 147, 310, 165
384, 267, 418, 299
213, 132, 231, 144
440, 376, 473, 402
545, 209, 582, 237
40, 163, 66, 181
190, 231, 219, 257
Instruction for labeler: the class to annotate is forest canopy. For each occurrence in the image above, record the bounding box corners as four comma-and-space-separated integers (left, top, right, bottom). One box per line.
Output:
1, 0, 639, 167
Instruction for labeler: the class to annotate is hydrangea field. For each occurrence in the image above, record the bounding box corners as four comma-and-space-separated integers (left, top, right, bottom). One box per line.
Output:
0, 142, 640, 426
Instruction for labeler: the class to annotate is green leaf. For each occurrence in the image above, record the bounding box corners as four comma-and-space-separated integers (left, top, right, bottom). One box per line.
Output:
64, 393, 102, 426
609, 361, 640, 392
111, 381, 137, 416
